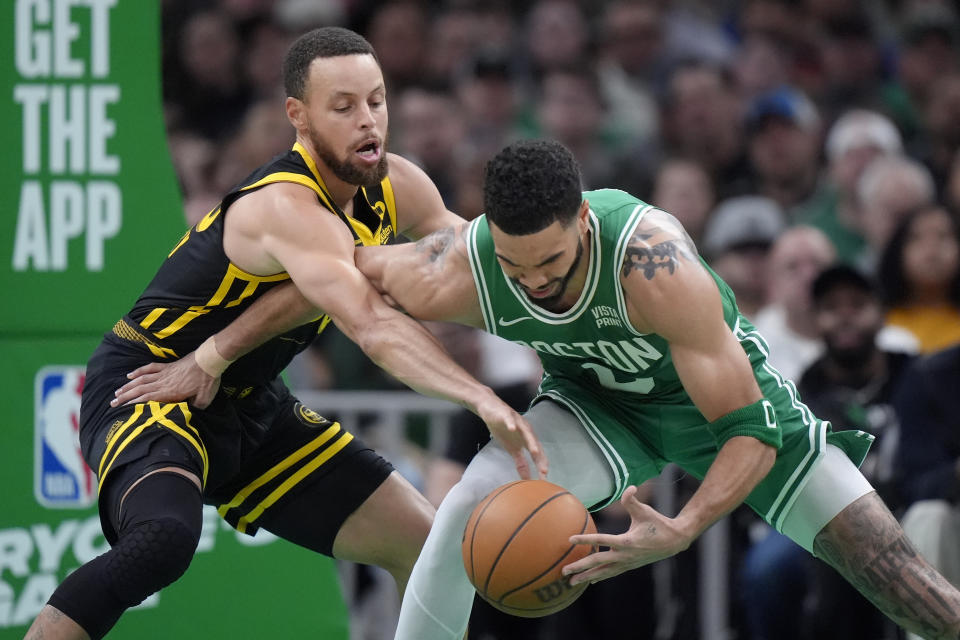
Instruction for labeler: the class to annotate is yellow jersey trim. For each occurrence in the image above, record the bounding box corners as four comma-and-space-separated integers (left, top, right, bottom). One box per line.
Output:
381, 175, 398, 234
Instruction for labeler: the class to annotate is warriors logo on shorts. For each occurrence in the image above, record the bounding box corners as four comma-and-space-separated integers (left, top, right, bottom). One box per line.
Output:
295, 403, 330, 427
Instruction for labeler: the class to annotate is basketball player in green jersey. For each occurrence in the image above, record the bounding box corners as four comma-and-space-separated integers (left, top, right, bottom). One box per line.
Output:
25, 29, 545, 640
114, 140, 960, 639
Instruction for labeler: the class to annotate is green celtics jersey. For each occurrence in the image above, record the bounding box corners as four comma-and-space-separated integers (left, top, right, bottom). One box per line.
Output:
466, 189, 874, 527
466, 188, 739, 404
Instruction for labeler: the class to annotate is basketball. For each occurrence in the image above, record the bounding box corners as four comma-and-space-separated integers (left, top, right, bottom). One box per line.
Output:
461, 479, 597, 618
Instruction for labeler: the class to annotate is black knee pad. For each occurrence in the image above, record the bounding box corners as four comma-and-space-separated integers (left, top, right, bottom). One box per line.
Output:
105, 514, 198, 606
48, 471, 202, 639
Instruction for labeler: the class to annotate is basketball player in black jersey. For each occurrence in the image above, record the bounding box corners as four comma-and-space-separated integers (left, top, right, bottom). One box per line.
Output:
25, 28, 546, 640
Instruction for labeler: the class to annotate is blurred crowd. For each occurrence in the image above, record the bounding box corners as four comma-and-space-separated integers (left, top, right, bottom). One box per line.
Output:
159, 1, 960, 639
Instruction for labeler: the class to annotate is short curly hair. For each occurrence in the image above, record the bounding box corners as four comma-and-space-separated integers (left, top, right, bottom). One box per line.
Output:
483, 140, 583, 235
283, 27, 379, 100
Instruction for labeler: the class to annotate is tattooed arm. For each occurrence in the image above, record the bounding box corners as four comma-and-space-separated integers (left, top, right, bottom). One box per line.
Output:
566, 208, 776, 584
355, 223, 485, 327
620, 209, 699, 283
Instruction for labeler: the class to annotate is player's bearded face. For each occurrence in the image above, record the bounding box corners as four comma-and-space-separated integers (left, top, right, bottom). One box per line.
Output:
513, 236, 584, 311
308, 123, 389, 187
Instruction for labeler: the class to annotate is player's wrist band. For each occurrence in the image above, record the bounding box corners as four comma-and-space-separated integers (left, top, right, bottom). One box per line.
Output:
708, 399, 782, 449
194, 336, 234, 378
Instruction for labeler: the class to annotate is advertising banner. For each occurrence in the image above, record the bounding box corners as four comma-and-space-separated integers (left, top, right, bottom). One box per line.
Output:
1, 3, 349, 637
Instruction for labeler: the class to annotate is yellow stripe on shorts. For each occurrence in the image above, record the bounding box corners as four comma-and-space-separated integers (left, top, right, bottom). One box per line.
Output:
234, 431, 354, 534
217, 422, 342, 519
98, 401, 208, 493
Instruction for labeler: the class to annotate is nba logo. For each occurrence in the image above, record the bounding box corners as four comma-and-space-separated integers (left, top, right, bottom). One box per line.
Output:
35, 366, 97, 508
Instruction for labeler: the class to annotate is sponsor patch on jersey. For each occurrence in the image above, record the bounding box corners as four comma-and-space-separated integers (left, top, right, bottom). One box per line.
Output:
35, 366, 96, 508
295, 402, 328, 427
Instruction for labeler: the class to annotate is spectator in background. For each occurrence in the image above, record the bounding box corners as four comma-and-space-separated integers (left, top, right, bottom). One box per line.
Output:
737, 0, 813, 79
533, 66, 618, 189
752, 226, 836, 381
663, 61, 752, 200
745, 86, 828, 219
813, 11, 889, 123
652, 158, 716, 246
733, 33, 792, 101
471, 1, 516, 54
364, 0, 428, 93
166, 132, 220, 227
395, 84, 468, 207
168, 10, 251, 141
659, 1, 735, 66
914, 72, 960, 190
213, 98, 297, 189
596, 0, 667, 146
455, 50, 523, 161
738, 0, 804, 45
424, 6, 479, 85
895, 343, 960, 640
523, 0, 591, 79
800, 265, 913, 509
741, 264, 914, 640
242, 20, 296, 100
856, 154, 936, 271
702, 195, 787, 319
176, 96, 296, 225
879, 204, 960, 353
945, 149, 960, 212
799, 109, 902, 263
890, 3, 960, 147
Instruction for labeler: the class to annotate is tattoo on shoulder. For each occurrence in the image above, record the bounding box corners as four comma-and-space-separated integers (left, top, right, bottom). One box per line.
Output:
414, 226, 456, 264
621, 214, 698, 280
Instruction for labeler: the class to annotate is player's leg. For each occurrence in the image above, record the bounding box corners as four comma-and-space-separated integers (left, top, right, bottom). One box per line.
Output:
395, 399, 620, 640
243, 427, 428, 595
812, 494, 960, 640
218, 388, 431, 595
781, 446, 960, 639
26, 463, 203, 640
331, 469, 435, 594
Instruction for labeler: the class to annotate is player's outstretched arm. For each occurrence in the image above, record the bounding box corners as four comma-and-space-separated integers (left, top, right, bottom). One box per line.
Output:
113, 156, 462, 410
565, 211, 776, 585
260, 193, 544, 478
112, 281, 316, 408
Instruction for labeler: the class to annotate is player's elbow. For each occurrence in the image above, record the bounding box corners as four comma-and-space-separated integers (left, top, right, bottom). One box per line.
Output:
754, 439, 777, 477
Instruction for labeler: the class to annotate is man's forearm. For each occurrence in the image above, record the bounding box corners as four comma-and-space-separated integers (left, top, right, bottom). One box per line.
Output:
215, 282, 318, 361
674, 436, 776, 541
355, 309, 494, 414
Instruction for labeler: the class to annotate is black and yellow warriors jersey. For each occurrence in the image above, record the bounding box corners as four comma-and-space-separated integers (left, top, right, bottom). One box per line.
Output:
117, 142, 398, 386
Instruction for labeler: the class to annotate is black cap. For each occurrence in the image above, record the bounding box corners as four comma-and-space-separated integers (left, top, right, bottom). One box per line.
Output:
811, 264, 877, 302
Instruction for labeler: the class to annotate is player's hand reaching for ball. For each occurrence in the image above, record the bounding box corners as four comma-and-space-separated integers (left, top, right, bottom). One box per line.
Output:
474, 395, 548, 481
110, 352, 221, 409
562, 485, 692, 586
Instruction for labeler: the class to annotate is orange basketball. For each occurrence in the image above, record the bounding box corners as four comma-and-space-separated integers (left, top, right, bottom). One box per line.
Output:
461, 479, 596, 618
